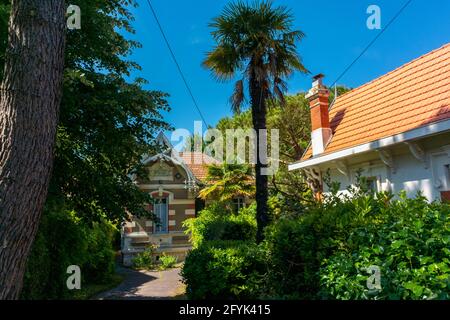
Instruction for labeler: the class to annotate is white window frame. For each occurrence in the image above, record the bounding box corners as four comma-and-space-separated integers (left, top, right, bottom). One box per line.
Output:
153, 197, 169, 234
232, 197, 245, 213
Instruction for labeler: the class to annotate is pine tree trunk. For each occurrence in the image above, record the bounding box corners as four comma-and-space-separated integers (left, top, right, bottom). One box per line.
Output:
0, 0, 66, 299
249, 67, 269, 243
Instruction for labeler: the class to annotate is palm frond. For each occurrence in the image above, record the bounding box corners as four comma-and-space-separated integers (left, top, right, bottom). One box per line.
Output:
204, 0, 309, 110
273, 77, 287, 106
200, 163, 255, 201
230, 79, 245, 113
203, 44, 241, 82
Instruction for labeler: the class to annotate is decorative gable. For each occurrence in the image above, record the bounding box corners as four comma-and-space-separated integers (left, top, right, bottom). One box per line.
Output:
148, 161, 173, 181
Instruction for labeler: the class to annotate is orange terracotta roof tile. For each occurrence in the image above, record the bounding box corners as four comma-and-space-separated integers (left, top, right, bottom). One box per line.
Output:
178, 152, 220, 181
302, 43, 450, 160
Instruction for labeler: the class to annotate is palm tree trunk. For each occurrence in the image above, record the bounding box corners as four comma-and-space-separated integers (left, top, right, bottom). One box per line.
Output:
249, 67, 270, 243
0, 0, 66, 299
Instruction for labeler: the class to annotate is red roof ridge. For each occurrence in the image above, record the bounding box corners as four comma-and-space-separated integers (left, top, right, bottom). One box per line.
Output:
178, 151, 220, 163
177, 151, 221, 181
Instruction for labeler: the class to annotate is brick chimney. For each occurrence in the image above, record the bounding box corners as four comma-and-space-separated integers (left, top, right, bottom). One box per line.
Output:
306, 74, 331, 156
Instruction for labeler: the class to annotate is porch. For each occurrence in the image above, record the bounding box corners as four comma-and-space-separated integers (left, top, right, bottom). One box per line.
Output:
122, 230, 192, 267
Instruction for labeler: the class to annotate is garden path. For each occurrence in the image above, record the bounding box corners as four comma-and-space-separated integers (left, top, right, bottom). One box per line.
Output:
95, 266, 186, 300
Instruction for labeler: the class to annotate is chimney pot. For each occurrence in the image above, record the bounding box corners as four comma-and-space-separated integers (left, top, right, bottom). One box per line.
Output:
307, 74, 331, 156
312, 73, 325, 88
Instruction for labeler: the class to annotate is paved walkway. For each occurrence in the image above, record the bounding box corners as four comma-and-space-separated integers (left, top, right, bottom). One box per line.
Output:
95, 266, 186, 300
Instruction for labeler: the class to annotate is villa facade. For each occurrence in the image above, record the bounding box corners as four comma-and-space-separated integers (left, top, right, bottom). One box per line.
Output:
121, 134, 219, 266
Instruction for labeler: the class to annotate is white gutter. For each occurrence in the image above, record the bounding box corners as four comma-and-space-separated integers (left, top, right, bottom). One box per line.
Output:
288, 118, 450, 171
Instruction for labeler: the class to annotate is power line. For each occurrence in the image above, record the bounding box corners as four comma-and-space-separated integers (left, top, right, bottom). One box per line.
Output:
331, 0, 413, 87
144, 0, 209, 128
292, 1, 413, 159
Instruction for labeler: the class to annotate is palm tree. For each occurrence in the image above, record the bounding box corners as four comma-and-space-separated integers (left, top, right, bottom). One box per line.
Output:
203, 0, 308, 242
199, 163, 255, 204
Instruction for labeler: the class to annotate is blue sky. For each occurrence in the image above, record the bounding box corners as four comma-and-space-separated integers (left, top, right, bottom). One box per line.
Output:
126, 0, 450, 133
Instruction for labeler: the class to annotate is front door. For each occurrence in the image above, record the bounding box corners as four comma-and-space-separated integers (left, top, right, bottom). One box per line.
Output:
154, 198, 168, 233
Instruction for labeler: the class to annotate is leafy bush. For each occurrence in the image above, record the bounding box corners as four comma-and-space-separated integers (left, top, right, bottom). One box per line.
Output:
159, 253, 178, 270
21, 204, 119, 299
182, 178, 450, 300
182, 241, 267, 299
132, 245, 157, 270
318, 193, 450, 300
83, 220, 117, 283
264, 218, 319, 299
265, 191, 450, 300
183, 202, 256, 248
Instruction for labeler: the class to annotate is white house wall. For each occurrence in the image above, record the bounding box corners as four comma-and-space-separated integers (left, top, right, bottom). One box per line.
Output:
322, 134, 450, 202
389, 151, 435, 200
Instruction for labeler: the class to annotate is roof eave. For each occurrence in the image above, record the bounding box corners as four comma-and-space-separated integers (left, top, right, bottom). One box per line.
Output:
288, 118, 450, 171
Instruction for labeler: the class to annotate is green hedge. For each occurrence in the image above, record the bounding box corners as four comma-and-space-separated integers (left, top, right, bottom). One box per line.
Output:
265, 192, 450, 300
182, 240, 266, 299
21, 205, 118, 299
317, 193, 450, 300
182, 192, 450, 300
183, 202, 257, 248
263, 218, 319, 299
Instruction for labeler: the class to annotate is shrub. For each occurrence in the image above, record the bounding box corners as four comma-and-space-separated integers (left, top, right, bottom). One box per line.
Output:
21, 204, 118, 299
83, 220, 117, 283
182, 240, 267, 299
132, 245, 157, 270
159, 254, 178, 270
264, 218, 319, 299
21, 208, 88, 299
265, 191, 450, 300
182, 183, 450, 300
183, 202, 256, 248
318, 193, 450, 300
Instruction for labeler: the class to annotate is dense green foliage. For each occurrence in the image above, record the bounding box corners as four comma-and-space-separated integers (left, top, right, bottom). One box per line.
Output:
263, 217, 318, 299
182, 204, 262, 299
182, 190, 450, 300
183, 202, 257, 248
182, 240, 266, 299
21, 203, 117, 299
316, 192, 450, 300
53, 0, 170, 223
